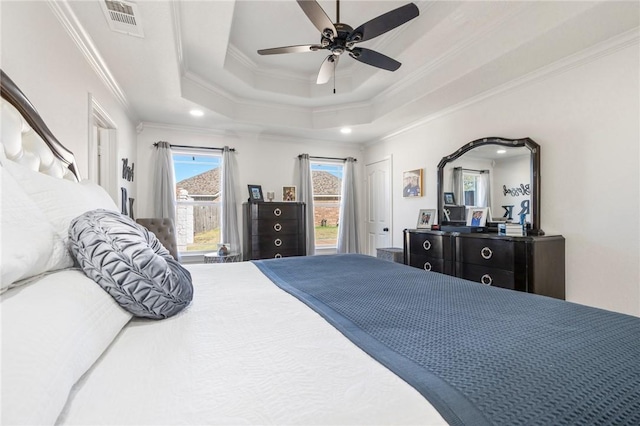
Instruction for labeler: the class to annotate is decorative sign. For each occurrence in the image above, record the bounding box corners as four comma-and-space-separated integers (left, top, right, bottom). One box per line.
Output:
503, 183, 530, 197
502, 200, 530, 220
122, 158, 134, 182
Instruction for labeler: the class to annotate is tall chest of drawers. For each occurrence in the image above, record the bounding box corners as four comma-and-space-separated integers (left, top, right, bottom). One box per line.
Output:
243, 202, 306, 260
403, 229, 565, 299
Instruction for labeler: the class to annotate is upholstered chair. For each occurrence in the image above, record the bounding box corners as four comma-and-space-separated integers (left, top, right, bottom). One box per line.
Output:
136, 218, 179, 261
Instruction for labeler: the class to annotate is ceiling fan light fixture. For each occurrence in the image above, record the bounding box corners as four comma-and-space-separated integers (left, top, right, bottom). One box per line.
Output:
258, 1, 419, 85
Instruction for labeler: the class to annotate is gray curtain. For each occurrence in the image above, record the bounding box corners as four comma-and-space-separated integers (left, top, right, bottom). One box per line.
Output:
452, 167, 463, 206
298, 154, 315, 255
337, 157, 359, 254
152, 141, 176, 223
221, 146, 241, 256
478, 170, 492, 214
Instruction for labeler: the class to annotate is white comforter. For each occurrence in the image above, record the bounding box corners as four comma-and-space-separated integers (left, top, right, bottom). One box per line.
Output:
57, 262, 446, 425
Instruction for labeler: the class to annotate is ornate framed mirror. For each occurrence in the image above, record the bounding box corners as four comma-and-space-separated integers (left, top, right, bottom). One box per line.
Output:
436, 137, 542, 235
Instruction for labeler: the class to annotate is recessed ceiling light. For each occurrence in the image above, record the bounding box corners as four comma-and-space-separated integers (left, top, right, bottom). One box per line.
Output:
190, 109, 204, 117
497, 149, 507, 154
340, 127, 352, 134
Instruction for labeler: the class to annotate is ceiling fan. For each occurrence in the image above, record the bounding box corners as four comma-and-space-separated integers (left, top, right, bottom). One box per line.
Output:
257, 0, 419, 85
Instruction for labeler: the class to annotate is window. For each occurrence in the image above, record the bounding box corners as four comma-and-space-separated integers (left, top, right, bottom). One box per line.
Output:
463, 171, 479, 206
172, 149, 222, 254
311, 161, 344, 248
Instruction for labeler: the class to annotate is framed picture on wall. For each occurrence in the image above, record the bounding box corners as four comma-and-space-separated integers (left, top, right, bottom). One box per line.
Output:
247, 184, 264, 203
416, 209, 436, 229
283, 186, 296, 202
444, 192, 456, 205
466, 207, 488, 227
403, 169, 423, 197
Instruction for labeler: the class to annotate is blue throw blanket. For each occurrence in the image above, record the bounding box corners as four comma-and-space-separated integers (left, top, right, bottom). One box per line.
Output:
253, 254, 640, 426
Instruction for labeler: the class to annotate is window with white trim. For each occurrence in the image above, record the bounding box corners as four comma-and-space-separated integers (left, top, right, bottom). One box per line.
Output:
172, 148, 222, 254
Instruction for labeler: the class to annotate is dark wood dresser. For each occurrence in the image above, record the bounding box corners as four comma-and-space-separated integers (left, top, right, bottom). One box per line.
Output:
403, 229, 565, 299
243, 202, 306, 260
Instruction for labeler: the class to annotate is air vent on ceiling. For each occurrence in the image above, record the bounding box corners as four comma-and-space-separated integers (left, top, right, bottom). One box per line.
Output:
100, 0, 144, 38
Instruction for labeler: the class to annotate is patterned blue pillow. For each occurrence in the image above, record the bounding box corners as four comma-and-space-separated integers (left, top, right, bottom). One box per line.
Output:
69, 209, 193, 319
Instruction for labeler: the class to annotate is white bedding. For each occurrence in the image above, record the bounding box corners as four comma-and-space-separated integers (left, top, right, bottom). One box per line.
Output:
56, 262, 447, 425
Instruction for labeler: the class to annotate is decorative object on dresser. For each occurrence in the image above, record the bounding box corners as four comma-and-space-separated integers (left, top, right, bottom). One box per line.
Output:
466, 207, 488, 227
404, 229, 565, 299
416, 209, 436, 228
247, 184, 264, 203
243, 202, 306, 260
443, 192, 455, 205
282, 185, 296, 201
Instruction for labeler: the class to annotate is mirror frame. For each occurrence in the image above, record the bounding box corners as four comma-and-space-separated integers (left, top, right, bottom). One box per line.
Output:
437, 136, 542, 235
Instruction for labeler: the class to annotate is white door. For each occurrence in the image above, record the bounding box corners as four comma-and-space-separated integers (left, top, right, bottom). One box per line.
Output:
365, 157, 392, 256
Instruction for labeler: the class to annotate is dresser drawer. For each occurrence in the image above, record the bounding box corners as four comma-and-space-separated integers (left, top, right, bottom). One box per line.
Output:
251, 234, 301, 252
456, 263, 517, 290
456, 237, 515, 270
249, 219, 300, 236
256, 203, 301, 220
408, 232, 446, 259
250, 246, 303, 259
408, 255, 448, 274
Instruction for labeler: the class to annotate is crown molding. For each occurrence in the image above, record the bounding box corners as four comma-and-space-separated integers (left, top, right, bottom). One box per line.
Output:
374, 28, 640, 145
139, 121, 234, 138
47, 0, 131, 113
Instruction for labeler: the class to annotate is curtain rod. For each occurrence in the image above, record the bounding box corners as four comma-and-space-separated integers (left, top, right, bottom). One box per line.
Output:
153, 142, 235, 152
298, 154, 357, 162
454, 166, 487, 173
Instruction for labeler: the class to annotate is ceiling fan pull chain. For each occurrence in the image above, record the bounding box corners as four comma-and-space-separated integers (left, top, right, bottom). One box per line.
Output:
333, 58, 336, 94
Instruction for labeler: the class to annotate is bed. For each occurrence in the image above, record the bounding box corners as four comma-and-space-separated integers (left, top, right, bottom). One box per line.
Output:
1, 69, 639, 426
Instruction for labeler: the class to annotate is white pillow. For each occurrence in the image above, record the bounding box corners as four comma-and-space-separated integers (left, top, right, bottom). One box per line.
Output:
2, 159, 119, 270
0, 269, 132, 425
0, 165, 66, 291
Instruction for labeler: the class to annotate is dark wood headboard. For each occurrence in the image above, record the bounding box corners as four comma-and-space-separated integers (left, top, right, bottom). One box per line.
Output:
1, 69, 81, 181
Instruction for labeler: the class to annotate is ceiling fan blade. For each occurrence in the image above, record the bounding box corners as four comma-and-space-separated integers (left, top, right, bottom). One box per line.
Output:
317, 55, 339, 84
349, 47, 401, 71
257, 44, 323, 55
296, 0, 337, 39
348, 3, 419, 43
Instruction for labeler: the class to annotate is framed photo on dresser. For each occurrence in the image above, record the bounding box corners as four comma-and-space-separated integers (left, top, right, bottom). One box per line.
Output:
283, 186, 296, 202
417, 209, 436, 229
248, 184, 264, 203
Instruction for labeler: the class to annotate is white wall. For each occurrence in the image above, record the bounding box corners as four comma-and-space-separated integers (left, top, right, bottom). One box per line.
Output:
364, 42, 639, 316
135, 125, 363, 252
0, 1, 138, 204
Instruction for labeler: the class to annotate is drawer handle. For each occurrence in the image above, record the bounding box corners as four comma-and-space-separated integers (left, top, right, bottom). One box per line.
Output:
423, 262, 432, 271
481, 274, 493, 285
274, 253, 282, 258
274, 223, 282, 232
481, 247, 493, 259
274, 208, 282, 216
422, 240, 432, 251
274, 238, 282, 247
